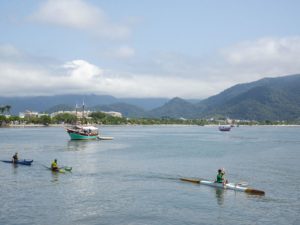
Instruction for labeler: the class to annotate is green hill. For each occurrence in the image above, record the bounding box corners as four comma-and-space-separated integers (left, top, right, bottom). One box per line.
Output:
149, 97, 199, 118
197, 74, 300, 120
1, 74, 300, 121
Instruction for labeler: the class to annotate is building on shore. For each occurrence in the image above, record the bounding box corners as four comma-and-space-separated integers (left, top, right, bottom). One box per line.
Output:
50, 110, 122, 118
19, 110, 39, 119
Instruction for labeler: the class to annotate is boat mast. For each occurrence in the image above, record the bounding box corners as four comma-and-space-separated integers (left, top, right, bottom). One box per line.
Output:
75, 103, 78, 125
82, 100, 85, 124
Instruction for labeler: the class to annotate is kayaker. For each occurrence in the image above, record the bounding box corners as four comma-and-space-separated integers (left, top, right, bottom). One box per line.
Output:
216, 169, 227, 184
51, 159, 59, 171
12, 152, 19, 163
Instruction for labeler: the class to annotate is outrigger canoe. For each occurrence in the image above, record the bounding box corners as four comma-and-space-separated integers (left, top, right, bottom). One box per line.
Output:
1, 159, 33, 166
180, 178, 265, 195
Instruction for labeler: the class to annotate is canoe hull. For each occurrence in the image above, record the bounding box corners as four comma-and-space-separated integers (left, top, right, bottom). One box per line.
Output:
180, 178, 265, 195
1, 160, 33, 166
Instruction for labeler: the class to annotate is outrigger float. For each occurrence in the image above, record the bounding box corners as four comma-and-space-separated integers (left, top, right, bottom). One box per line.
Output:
180, 178, 265, 195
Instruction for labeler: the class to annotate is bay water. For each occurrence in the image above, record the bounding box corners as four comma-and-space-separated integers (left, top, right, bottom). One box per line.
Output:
0, 125, 299, 225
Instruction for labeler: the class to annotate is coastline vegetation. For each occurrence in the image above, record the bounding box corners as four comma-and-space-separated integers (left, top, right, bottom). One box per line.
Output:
1, 111, 299, 127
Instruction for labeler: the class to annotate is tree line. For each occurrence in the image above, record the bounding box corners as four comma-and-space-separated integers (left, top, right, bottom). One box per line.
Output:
1, 105, 299, 126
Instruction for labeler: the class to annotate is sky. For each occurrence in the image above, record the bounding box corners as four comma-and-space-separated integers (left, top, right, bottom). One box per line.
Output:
1, 0, 300, 99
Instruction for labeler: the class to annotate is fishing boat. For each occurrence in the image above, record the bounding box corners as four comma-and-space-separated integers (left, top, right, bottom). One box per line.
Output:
218, 125, 231, 131
180, 178, 265, 195
66, 125, 99, 140
66, 102, 99, 140
1, 159, 33, 166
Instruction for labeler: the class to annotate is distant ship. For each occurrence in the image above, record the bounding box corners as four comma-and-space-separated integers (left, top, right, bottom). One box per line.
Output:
218, 125, 231, 131
66, 103, 99, 140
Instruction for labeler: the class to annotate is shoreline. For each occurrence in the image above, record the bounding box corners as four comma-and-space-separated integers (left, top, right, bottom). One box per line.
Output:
2, 124, 300, 128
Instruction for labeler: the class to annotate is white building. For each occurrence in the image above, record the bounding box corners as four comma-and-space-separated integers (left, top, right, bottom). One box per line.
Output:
19, 110, 39, 118
50, 110, 122, 118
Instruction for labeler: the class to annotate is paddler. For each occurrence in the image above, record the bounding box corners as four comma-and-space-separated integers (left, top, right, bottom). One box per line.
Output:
51, 159, 59, 171
12, 152, 19, 163
216, 169, 227, 184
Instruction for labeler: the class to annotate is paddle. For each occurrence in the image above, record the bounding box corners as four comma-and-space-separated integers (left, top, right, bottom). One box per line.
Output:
180, 178, 201, 184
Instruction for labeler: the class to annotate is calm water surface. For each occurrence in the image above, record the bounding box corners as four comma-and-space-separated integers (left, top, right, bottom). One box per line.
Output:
0, 125, 299, 225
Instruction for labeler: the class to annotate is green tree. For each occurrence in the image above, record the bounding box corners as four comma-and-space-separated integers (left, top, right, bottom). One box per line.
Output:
39, 115, 52, 125
53, 113, 77, 124
0, 105, 12, 115
0, 115, 9, 126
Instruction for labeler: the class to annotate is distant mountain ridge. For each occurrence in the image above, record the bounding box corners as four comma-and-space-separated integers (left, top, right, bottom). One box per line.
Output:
1, 74, 300, 121
196, 74, 300, 120
149, 97, 199, 118
0, 95, 170, 115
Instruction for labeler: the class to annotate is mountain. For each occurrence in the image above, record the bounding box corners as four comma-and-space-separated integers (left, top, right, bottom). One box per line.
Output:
1, 74, 300, 121
149, 97, 199, 118
45, 104, 75, 113
145, 74, 300, 120
118, 98, 169, 110
92, 103, 147, 118
196, 74, 300, 120
0, 94, 169, 115
0, 94, 118, 115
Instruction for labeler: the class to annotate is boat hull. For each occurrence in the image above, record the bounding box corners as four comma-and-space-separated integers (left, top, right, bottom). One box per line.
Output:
219, 125, 231, 131
1, 159, 33, 166
67, 128, 98, 140
180, 178, 265, 195
67, 131, 98, 140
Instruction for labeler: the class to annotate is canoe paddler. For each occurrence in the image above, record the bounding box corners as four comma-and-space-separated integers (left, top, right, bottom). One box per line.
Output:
12, 152, 19, 163
216, 168, 227, 184
51, 159, 59, 171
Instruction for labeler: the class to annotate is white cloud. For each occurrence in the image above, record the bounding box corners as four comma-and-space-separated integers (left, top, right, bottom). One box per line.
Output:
108, 46, 136, 59
1, 37, 300, 98
221, 37, 300, 79
0, 45, 215, 98
29, 0, 130, 39
0, 44, 22, 57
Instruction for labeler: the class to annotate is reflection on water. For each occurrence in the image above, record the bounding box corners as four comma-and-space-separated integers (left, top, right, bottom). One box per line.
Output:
0, 126, 299, 225
51, 171, 59, 183
67, 140, 90, 151
12, 164, 18, 174
215, 188, 225, 206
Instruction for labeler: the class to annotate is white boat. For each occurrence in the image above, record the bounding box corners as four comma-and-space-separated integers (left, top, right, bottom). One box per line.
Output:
180, 178, 265, 195
219, 125, 231, 131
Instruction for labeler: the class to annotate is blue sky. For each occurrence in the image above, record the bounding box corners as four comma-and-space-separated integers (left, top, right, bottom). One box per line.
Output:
1, 0, 300, 98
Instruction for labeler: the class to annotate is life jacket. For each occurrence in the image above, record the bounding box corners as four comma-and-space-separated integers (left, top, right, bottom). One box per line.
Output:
51, 161, 58, 170
216, 173, 224, 183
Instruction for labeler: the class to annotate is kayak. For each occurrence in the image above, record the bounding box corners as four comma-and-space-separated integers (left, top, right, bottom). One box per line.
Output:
47, 166, 72, 173
180, 178, 265, 195
62, 167, 72, 172
1, 159, 33, 166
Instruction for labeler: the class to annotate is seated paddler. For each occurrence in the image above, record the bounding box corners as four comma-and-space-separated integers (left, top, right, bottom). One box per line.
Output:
216, 168, 227, 184
51, 159, 59, 171
12, 152, 19, 163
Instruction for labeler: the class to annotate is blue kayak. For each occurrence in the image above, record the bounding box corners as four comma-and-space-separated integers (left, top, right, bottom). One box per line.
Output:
1, 159, 33, 166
